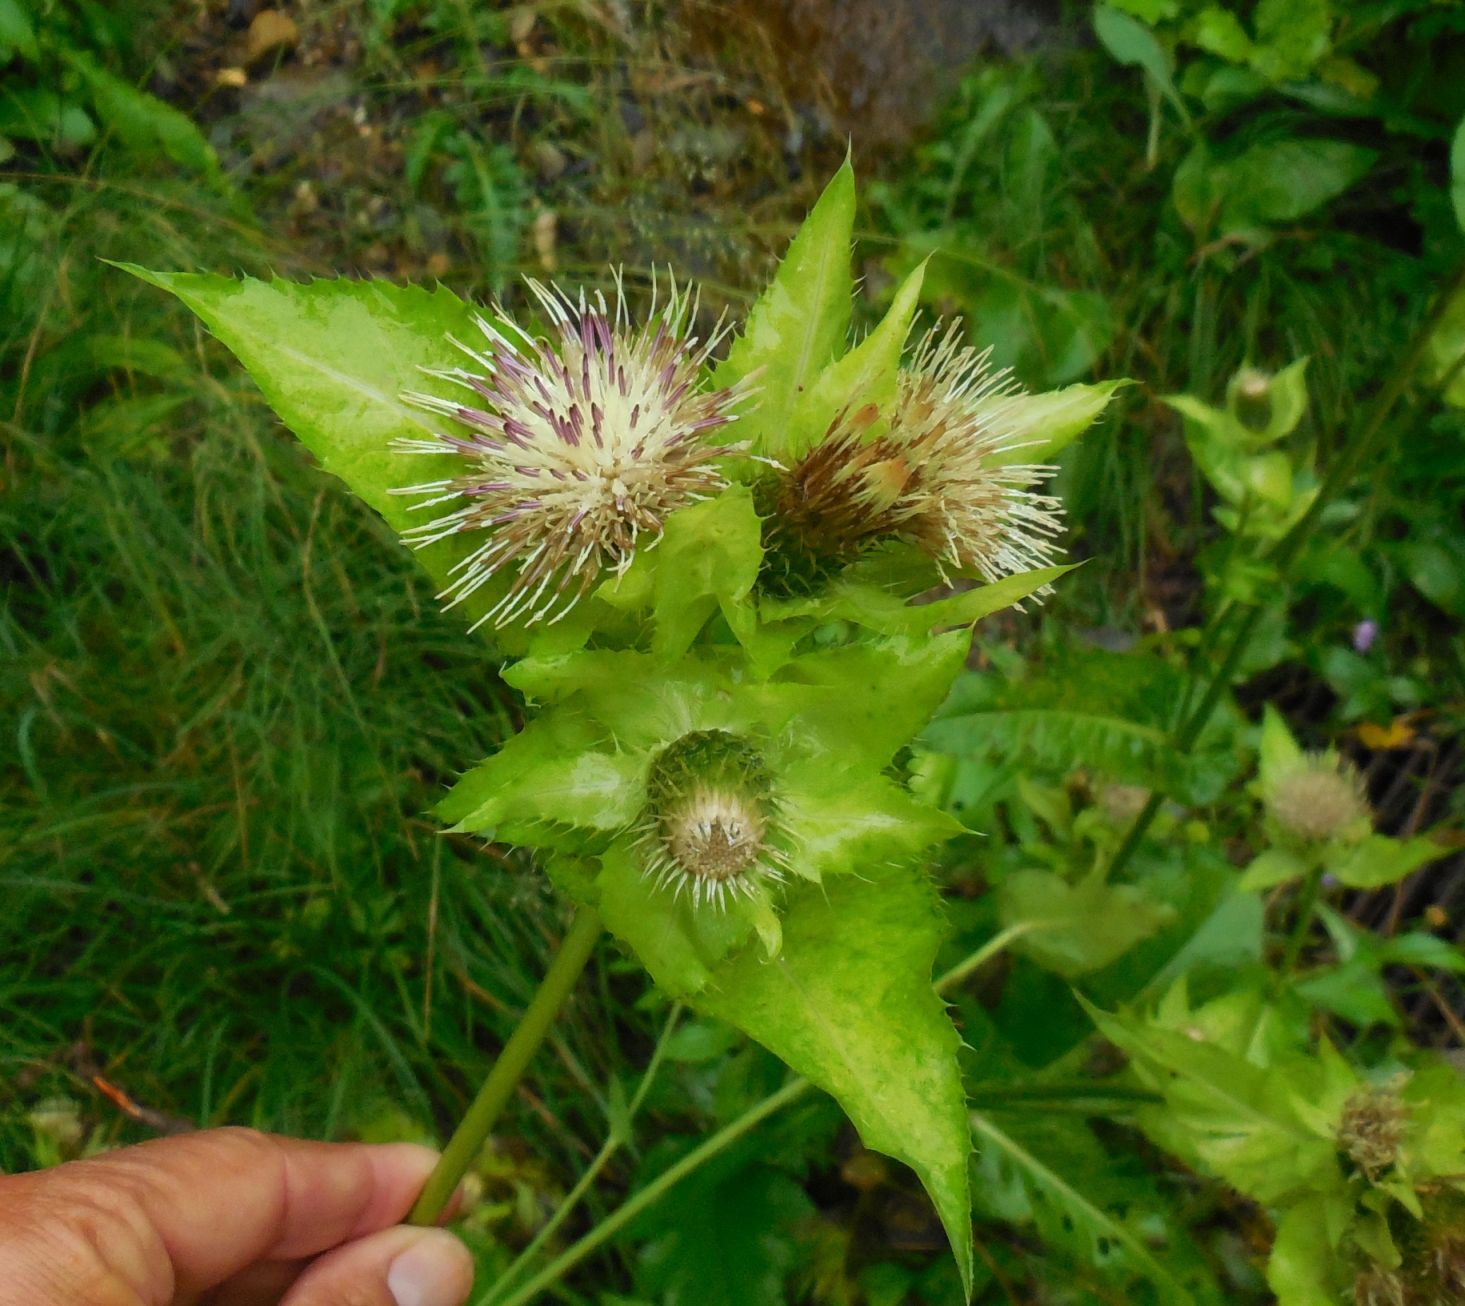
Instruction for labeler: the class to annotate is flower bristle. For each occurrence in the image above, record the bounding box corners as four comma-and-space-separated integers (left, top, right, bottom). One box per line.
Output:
636, 730, 787, 908
392, 275, 750, 628
761, 322, 1064, 591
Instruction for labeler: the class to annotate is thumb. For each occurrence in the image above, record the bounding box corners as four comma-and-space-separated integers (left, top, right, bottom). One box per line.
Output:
280, 1225, 474, 1306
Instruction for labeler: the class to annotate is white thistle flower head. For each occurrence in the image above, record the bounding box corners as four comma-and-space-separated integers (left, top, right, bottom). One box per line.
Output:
636, 730, 787, 909
771, 322, 1063, 587
1264, 750, 1372, 844
393, 275, 750, 628
889, 323, 1064, 582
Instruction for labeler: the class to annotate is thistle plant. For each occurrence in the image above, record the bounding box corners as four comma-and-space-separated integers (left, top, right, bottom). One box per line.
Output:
124, 161, 1120, 1298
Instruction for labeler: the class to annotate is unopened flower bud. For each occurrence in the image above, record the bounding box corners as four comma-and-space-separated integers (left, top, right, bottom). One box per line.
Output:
1231, 368, 1273, 433
637, 730, 786, 907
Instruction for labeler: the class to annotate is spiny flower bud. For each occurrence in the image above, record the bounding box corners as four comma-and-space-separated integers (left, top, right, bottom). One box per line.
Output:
1230, 367, 1274, 433
393, 275, 749, 627
765, 323, 1062, 590
1264, 750, 1371, 844
636, 730, 786, 907
1338, 1078, 1410, 1181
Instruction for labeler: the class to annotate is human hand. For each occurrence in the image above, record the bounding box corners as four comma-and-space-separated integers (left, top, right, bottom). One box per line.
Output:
0, 1126, 474, 1305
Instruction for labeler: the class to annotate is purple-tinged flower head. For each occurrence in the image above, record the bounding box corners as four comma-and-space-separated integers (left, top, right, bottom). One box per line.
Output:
392, 276, 751, 627
1354, 619, 1379, 654
771, 323, 1064, 587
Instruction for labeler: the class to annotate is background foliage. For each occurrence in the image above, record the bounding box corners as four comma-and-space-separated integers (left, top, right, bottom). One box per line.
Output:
4, 1, 1465, 1302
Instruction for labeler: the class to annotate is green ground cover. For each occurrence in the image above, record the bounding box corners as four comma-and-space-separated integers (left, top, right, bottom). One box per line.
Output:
5, 2, 1465, 1302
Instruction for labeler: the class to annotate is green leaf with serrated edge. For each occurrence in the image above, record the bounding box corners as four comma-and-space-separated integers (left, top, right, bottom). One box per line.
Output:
117, 268, 537, 644
768, 633, 969, 764
712, 159, 855, 460
1082, 999, 1342, 1205
985, 380, 1126, 467
649, 486, 763, 660
695, 863, 973, 1297
506, 638, 966, 775
433, 724, 641, 850
506, 652, 764, 751
779, 765, 961, 881
786, 261, 926, 458
593, 841, 766, 993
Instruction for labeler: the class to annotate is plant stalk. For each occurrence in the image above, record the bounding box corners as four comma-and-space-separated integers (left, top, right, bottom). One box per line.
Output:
489, 1003, 683, 1299
1274, 863, 1326, 992
488, 1077, 813, 1306
410, 906, 603, 1227
1107, 266, 1465, 883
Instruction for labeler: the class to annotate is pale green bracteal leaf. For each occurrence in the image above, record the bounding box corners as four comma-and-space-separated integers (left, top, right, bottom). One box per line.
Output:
786, 261, 925, 457
119, 267, 533, 642
763, 565, 1074, 640
649, 487, 764, 660
696, 863, 973, 1296
985, 380, 1126, 466
779, 765, 961, 881
713, 160, 855, 460
769, 633, 970, 764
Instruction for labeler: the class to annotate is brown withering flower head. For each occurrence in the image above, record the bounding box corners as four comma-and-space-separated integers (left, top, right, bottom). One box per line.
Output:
392, 276, 749, 627
1338, 1077, 1410, 1181
773, 323, 1063, 585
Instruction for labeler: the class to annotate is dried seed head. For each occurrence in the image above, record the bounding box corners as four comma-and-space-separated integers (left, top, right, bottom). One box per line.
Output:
1338, 1078, 1410, 1181
766, 323, 1063, 588
393, 276, 749, 627
1265, 751, 1371, 843
637, 730, 786, 908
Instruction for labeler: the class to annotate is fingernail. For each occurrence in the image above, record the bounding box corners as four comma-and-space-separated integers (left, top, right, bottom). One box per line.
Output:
387, 1231, 470, 1306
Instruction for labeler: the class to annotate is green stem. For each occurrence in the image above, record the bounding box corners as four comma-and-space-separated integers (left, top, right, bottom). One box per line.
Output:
489, 1003, 683, 1298
935, 921, 1047, 992
410, 907, 603, 1227
487, 1078, 814, 1306
1274, 863, 1326, 992
1107, 266, 1465, 884
971, 1082, 1162, 1107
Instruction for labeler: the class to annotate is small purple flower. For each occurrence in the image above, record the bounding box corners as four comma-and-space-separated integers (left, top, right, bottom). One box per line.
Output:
1353, 620, 1379, 654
